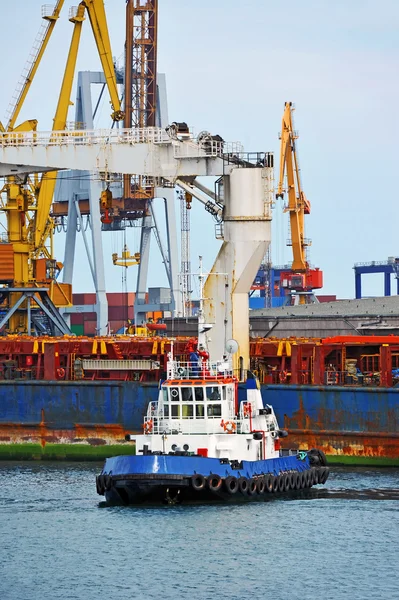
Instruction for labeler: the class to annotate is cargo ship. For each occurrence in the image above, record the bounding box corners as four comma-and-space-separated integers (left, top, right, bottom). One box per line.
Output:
0, 333, 398, 465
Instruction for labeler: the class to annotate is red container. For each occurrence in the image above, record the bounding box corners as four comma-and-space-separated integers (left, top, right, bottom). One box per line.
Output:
83, 321, 97, 336
83, 293, 96, 305
72, 293, 85, 305
71, 313, 84, 325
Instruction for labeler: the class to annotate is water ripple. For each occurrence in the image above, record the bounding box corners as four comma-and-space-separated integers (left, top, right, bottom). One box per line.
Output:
0, 462, 398, 600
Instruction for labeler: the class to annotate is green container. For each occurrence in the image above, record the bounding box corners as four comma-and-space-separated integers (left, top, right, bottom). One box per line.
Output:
71, 324, 84, 336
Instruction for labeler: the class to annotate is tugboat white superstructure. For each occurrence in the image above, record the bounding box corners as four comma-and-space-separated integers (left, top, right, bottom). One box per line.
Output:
96, 259, 329, 505
96, 349, 329, 505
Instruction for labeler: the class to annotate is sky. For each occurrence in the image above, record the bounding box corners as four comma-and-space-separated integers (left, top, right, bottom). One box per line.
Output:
0, 0, 398, 300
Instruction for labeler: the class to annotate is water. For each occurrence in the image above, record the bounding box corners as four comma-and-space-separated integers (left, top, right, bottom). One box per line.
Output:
0, 463, 398, 600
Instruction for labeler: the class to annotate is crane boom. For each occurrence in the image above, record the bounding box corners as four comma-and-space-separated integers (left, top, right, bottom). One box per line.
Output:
277, 101, 310, 272
34, 5, 86, 252
276, 102, 323, 303
83, 0, 124, 121
35, 0, 124, 252
5, 1, 65, 132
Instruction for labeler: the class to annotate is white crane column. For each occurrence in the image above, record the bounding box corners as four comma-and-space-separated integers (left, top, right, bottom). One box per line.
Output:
204, 166, 273, 371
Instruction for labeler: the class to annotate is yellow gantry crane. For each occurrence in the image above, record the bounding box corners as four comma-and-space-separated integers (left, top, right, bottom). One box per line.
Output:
276, 102, 323, 303
0, 1, 123, 333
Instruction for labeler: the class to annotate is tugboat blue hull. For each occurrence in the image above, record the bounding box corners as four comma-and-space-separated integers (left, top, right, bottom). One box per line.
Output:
96, 452, 330, 505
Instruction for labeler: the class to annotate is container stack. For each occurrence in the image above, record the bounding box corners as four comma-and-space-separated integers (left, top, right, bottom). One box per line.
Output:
70, 292, 135, 336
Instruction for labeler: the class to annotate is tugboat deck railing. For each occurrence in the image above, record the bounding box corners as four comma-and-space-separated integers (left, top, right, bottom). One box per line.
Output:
166, 359, 233, 380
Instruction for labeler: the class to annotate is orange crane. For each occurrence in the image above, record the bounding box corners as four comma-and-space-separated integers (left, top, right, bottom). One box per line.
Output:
276, 102, 323, 304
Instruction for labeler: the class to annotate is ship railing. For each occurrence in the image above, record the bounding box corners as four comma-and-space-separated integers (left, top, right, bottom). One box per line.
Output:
239, 401, 276, 434
259, 369, 384, 387
167, 360, 233, 380
143, 413, 239, 436
324, 371, 381, 387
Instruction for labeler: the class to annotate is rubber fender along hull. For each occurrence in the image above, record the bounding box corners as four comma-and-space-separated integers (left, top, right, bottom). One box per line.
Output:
98, 467, 329, 506
96, 453, 330, 505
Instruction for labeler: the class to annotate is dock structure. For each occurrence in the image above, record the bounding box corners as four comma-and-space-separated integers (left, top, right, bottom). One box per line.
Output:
354, 258, 399, 299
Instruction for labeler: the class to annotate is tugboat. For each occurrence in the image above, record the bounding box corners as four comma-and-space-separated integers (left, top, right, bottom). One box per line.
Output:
96, 264, 329, 505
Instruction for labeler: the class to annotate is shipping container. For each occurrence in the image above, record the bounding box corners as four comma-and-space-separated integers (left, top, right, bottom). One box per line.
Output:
107, 292, 135, 307
71, 324, 84, 336
71, 313, 84, 326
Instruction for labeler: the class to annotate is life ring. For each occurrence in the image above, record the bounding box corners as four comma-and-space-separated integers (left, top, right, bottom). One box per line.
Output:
143, 419, 153, 434
279, 370, 288, 383
207, 474, 222, 492
191, 474, 206, 491
56, 367, 65, 379
221, 420, 236, 434
224, 476, 239, 494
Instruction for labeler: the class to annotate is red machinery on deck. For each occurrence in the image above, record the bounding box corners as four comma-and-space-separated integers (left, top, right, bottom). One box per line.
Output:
0, 334, 398, 388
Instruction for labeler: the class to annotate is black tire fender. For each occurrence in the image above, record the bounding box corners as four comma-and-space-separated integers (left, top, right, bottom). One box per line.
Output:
293, 472, 302, 490
224, 476, 239, 495
265, 474, 274, 493
318, 449, 328, 467
277, 475, 285, 492
104, 474, 113, 491
311, 468, 319, 485
191, 474, 206, 491
319, 466, 330, 485
256, 477, 266, 494
300, 471, 307, 489
96, 476, 104, 496
207, 473, 222, 492
247, 478, 257, 496
304, 470, 312, 488
238, 477, 249, 494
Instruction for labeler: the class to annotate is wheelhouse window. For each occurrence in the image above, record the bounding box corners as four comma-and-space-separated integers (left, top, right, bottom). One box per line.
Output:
182, 404, 194, 419
195, 404, 205, 418
171, 404, 180, 419
206, 386, 221, 401
207, 404, 222, 417
181, 387, 194, 401
194, 387, 204, 401
170, 388, 179, 401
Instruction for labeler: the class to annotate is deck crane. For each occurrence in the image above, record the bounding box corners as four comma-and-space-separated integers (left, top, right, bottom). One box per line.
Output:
0, 0, 123, 334
276, 102, 323, 304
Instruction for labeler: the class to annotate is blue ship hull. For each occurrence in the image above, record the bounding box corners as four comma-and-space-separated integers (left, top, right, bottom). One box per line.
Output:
96, 452, 329, 505
0, 379, 398, 464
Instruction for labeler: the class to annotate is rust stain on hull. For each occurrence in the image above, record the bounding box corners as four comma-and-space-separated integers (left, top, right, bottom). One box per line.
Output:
0, 422, 131, 447
282, 429, 399, 460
